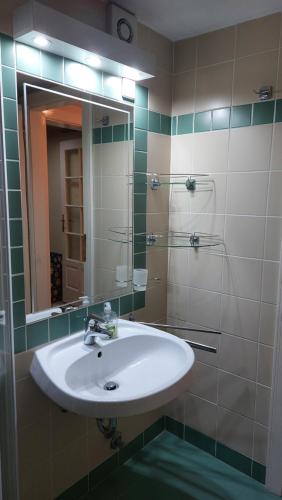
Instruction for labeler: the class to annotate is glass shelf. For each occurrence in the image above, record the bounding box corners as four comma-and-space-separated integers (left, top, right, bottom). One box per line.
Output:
131, 172, 214, 192
107, 229, 223, 249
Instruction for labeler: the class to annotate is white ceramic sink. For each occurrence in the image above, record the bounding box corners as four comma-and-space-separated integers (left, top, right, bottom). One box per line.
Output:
30, 319, 194, 417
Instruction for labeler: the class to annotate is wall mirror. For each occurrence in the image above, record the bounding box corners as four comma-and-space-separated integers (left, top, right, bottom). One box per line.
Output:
17, 76, 134, 321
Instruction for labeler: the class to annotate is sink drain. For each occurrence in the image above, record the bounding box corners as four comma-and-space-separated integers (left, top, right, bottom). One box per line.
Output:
104, 381, 119, 391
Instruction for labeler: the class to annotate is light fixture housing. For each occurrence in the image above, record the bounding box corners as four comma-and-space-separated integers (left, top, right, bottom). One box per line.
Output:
13, 0, 155, 81
33, 35, 50, 48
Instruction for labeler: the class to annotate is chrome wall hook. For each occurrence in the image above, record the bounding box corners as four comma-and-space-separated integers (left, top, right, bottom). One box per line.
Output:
253, 86, 273, 101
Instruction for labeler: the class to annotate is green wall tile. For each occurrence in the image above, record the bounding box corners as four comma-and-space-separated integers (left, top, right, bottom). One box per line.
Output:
3, 96, 16, 130
178, 114, 193, 134
275, 99, 282, 122
8, 190, 22, 219
16, 43, 40, 75
134, 214, 146, 234
55, 475, 89, 500
144, 417, 164, 445
185, 426, 215, 456
9, 219, 23, 246
212, 107, 230, 130
134, 252, 146, 268
113, 124, 125, 142
103, 73, 122, 100
135, 129, 147, 152
64, 59, 102, 94
13, 300, 25, 328
252, 461, 266, 484
135, 85, 148, 108
70, 307, 87, 334
11, 247, 24, 275
27, 320, 48, 349
50, 314, 69, 341
1, 35, 15, 67
171, 116, 177, 135
135, 107, 148, 130
102, 126, 112, 143
5, 130, 19, 160
194, 111, 212, 133
134, 291, 145, 310
134, 173, 147, 194
93, 128, 101, 144
2, 66, 16, 99
134, 234, 146, 254
14, 327, 26, 354
231, 104, 252, 128
125, 122, 134, 141
253, 100, 275, 125
148, 111, 161, 133
134, 194, 147, 214
120, 294, 133, 316
12, 275, 25, 301
134, 151, 147, 173
88, 298, 119, 317
119, 434, 143, 464
7, 161, 20, 189
41, 52, 63, 82
165, 416, 184, 439
161, 114, 171, 135
216, 442, 252, 476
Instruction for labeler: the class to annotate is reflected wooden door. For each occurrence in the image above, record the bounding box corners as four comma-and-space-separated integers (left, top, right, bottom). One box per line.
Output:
60, 139, 85, 302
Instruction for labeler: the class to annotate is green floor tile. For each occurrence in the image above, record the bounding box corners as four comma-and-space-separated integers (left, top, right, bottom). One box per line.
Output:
216, 442, 252, 476
166, 416, 184, 439
144, 418, 165, 445
252, 461, 266, 484
185, 425, 216, 456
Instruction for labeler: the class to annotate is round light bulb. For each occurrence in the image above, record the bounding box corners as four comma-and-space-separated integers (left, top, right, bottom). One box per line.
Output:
86, 55, 101, 68
33, 36, 50, 48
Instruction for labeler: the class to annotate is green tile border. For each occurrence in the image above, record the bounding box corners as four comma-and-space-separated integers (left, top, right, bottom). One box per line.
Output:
56, 418, 165, 499
165, 418, 265, 484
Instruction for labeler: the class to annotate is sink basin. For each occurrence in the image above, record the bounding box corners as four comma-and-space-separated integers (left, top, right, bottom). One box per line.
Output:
30, 319, 194, 417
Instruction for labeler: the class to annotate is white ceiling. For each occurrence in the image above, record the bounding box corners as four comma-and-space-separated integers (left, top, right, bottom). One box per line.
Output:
117, 0, 282, 41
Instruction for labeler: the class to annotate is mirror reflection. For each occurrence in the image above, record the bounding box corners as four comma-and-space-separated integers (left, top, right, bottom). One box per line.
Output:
17, 79, 133, 320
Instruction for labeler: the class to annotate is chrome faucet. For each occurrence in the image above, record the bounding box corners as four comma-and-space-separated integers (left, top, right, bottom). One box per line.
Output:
84, 314, 112, 345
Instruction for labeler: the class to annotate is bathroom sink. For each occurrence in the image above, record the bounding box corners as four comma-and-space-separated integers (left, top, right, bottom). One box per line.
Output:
30, 319, 194, 417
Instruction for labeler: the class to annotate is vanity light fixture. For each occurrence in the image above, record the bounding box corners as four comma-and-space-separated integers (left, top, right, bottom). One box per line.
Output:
33, 35, 50, 48
85, 55, 102, 68
13, 1, 155, 81
122, 78, 135, 100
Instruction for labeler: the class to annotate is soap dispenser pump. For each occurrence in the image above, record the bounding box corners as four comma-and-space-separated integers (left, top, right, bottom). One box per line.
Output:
103, 302, 118, 338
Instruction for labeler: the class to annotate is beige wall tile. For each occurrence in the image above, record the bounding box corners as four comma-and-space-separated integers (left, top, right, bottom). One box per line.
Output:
218, 371, 256, 419
270, 123, 282, 171
198, 26, 235, 67
170, 134, 194, 174
189, 176, 227, 214
257, 344, 273, 387
185, 394, 217, 439
174, 37, 197, 73
52, 436, 88, 498
87, 425, 116, 471
189, 361, 218, 403
253, 424, 268, 465
188, 288, 221, 331
260, 302, 277, 346
51, 404, 87, 453
222, 256, 263, 301
164, 394, 185, 423
226, 172, 268, 216
147, 247, 168, 283
267, 172, 282, 217
224, 215, 265, 259
193, 130, 229, 173
256, 384, 271, 426
233, 50, 278, 105
138, 23, 173, 74
236, 13, 281, 58
261, 260, 279, 304
16, 377, 51, 429
19, 458, 52, 500
229, 125, 272, 172
217, 407, 253, 457
148, 132, 171, 174
172, 71, 196, 115
15, 349, 34, 380
195, 62, 233, 112
220, 295, 260, 341
186, 252, 223, 292
264, 218, 282, 261
219, 334, 258, 380
145, 73, 172, 114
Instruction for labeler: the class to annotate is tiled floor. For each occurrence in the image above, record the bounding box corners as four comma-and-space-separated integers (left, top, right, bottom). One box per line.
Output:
84, 431, 278, 500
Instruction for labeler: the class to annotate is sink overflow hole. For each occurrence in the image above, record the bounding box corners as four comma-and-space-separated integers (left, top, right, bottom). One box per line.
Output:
104, 381, 119, 391
98, 351, 102, 358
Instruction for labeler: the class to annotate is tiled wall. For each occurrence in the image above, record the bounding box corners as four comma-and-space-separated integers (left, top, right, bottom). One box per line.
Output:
0, 22, 172, 497
166, 12, 282, 484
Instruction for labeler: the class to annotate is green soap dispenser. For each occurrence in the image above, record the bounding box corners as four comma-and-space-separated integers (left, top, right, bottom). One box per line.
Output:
103, 302, 118, 338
